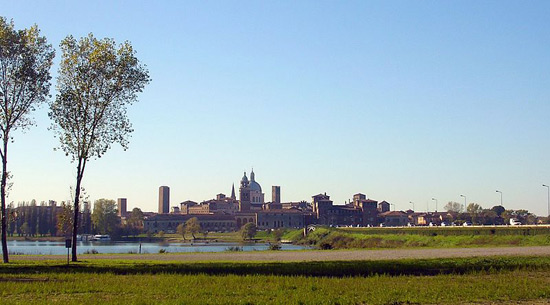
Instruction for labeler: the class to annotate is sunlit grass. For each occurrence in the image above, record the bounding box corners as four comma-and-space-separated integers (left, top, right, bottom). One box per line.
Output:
1, 259, 550, 304
299, 227, 550, 249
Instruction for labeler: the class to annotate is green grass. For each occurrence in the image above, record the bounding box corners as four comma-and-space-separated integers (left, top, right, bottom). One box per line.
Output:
2, 256, 550, 277
340, 226, 550, 236
1, 257, 550, 304
298, 227, 550, 249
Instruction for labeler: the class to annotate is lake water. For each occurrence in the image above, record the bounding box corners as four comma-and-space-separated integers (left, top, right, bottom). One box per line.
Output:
4, 240, 308, 255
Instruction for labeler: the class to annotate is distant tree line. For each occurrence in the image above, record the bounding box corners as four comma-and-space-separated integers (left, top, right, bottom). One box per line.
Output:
443, 201, 541, 225
5, 199, 144, 238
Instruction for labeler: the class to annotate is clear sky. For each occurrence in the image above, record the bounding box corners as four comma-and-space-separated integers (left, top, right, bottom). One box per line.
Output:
2, 1, 550, 215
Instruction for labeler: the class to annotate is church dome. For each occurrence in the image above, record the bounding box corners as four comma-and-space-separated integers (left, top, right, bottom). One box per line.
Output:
248, 180, 262, 192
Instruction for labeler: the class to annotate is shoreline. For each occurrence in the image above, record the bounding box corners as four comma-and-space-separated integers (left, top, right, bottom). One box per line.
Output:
9, 245, 550, 262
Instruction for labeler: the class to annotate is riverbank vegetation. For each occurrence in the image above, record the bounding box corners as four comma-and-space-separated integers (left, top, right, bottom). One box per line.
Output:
10, 225, 550, 250
294, 226, 550, 250
0, 257, 549, 304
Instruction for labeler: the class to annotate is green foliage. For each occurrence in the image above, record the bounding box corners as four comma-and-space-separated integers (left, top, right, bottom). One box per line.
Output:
272, 229, 284, 242
339, 226, 550, 236
49, 33, 149, 261
467, 203, 483, 214
56, 202, 73, 237
268, 243, 282, 251
91, 199, 119, 236
298, 227, 550, 250
0, 17, 55, 263
444, 201, 463, 212
241, 222, 257, 241
185, 217, 200, 240
125, 207, 144, 237
19, 222, 29, 236
49, 33, 150, 161
176, 223, 186, 241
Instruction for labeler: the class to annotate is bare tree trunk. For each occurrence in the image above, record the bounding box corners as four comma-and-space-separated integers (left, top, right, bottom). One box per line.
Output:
1, 136, 8, 263
71, 159, 83, 262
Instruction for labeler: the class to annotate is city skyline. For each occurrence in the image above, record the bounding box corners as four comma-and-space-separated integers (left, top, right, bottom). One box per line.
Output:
2, 1, 550, 215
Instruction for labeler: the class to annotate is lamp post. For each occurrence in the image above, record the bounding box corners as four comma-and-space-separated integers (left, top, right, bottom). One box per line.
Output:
409, 201, 415, 212
431, 198, 438, 212
543, 184, 549, 217
496, 190, 503, 206
460, 194, 466, 213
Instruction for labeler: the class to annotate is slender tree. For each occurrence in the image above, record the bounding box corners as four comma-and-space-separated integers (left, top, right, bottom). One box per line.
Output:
0, 18, 54, 262
126, 207, 144, 237
49, 33, 150, 261
176, 223, 186, 241
241, 222, 257, 241
185, 217, 200, 240
443, 201, 463, 213
56, 201, 73, 237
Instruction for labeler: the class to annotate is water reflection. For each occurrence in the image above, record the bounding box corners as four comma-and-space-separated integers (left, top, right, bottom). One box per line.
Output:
5, 240, 307, 255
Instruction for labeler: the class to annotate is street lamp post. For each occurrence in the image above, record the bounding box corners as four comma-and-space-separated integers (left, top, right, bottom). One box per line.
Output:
431, 198, 438, 212
543, 184, 549, 217
409, 201, 415, 212
496, 190, 503, 206
460, 194, 466, 213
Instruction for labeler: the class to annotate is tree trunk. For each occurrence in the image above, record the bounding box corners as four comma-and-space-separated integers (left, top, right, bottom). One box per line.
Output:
1, 136, 9, 263
71, 159, 83, 262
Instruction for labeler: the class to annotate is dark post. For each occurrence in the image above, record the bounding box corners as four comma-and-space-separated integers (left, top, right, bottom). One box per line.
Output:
65, 239, 72, 265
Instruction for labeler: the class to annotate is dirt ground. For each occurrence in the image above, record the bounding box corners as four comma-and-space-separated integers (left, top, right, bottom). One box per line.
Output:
10, 245, 550, 262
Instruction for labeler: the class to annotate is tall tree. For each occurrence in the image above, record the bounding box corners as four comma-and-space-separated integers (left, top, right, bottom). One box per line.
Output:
126, 207, 144, 237
241, 223, 257, 241
0, 17, 54, 263
49, 34, 150, 261
444, 201, 463, 213
176, 223, 186, 241
185, 217, 200, 240
91, 198, 119, 236
467, 203, 483, 224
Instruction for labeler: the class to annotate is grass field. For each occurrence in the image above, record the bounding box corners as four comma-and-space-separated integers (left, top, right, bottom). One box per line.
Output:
296, 226, 550, 250
1, 256, 550, 304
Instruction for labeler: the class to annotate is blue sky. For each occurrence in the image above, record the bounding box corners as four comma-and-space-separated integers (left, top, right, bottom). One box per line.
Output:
2, 1, 550, 215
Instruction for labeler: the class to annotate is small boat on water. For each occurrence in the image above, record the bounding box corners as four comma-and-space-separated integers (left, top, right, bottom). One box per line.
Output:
92, 235, 111, 242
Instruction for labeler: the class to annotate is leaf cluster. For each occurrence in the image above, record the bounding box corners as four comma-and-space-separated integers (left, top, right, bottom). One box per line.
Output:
49, 33, 150, 161
0, 17, 54, 144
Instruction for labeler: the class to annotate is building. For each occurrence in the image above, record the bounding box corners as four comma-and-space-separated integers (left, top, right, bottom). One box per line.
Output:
352, 194, 379, 226
144, 214, 237, 233
239, 169, 264, 211
149, 172, 416, 232
312, 193, 364, 226
379, 211, 409, 227
256, 209, 306, 230
272, 186, 281, 204
117, 198, 128, 217
378, 201, 390, 213
158, 186, 170, 214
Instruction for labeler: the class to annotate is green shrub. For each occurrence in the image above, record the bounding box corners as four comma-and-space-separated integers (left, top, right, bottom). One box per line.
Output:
268, 243, 282, 251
